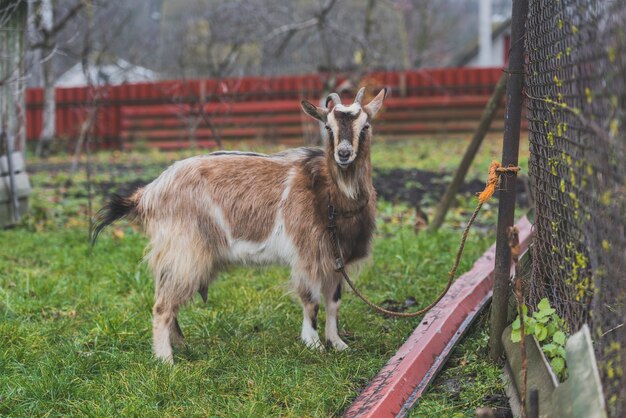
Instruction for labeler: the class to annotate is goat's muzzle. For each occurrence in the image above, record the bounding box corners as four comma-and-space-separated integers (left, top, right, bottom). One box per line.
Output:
335, 140, 354, 168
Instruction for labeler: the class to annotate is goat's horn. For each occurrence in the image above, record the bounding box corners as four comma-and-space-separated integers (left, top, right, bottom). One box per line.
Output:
325, 92, 342, 108
354, 87, 366, 104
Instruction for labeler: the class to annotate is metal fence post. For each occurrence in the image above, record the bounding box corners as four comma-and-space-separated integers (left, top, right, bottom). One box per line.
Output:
489, 0, 529, 361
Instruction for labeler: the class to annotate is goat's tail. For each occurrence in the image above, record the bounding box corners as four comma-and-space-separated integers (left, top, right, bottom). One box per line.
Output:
91, 189, 142, 245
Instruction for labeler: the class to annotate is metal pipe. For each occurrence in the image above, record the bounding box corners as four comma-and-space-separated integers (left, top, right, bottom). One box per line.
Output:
3, 131, 20, 223
489, 0, 529, 361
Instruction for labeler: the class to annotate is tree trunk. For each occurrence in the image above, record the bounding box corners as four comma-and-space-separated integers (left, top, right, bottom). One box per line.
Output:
36, 0, 55, 158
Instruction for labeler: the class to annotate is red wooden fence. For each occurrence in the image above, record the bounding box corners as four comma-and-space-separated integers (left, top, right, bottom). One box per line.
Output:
25, 67, 505, 150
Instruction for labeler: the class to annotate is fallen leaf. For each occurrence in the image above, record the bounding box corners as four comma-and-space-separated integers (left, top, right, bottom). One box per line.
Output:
113, 229, 125, 240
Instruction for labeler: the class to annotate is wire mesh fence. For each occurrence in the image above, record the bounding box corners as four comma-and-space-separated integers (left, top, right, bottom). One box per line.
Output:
525, 0, 625, 414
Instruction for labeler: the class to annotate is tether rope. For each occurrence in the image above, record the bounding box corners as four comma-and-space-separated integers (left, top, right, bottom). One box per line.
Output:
328, 161, 520, 318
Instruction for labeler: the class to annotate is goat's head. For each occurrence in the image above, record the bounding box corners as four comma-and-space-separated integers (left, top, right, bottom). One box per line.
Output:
301, 88, 387, 169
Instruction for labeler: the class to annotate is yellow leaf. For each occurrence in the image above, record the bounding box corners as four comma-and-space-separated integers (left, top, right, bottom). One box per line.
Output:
113, 229, 126, 240
354, 50, 363, 65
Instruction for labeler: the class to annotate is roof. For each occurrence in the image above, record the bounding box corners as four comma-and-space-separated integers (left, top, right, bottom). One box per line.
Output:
55, 58, 158, 87
446, 18, 512, 68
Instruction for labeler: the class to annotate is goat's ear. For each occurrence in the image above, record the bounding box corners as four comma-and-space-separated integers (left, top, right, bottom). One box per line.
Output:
364, 88, 388, 119
301, 100, 329, 122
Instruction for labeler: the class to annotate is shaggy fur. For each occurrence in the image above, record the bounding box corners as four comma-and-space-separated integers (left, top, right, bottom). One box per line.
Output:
93, 88, 387, 362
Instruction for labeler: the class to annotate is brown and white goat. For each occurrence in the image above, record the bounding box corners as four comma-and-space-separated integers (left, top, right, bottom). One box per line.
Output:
93, 88, 387, 362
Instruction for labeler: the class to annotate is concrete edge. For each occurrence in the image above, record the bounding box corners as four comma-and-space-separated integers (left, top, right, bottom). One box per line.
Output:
343, 216, 533, 418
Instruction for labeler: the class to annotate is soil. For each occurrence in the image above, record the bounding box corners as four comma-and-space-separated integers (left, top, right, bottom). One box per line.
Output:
376, 168, 474, 208
31, 162, 529, 209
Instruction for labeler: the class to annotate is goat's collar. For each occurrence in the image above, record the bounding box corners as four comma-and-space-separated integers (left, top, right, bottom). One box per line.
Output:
327, 191, 369, 220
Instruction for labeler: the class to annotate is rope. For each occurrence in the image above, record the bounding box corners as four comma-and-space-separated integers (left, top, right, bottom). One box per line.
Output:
478, 161, 521, 203
329, 161, 521, 318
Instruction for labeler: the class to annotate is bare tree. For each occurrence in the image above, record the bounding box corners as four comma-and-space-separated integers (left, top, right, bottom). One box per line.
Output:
30, 0, 54, 157
387, 0, 461, 68
157, 0, 274, 149
163, 77, 231, 150
0, 1, 28, 224
266, 0, 384, 143
153, 0, 509, 78
1, 1, 28, 154
62, 0, 135, 236
28, 0, 84, 157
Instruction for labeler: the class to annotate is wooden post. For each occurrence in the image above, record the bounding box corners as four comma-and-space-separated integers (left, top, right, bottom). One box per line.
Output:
429, 73, 507, 231
489, 0, 529, 360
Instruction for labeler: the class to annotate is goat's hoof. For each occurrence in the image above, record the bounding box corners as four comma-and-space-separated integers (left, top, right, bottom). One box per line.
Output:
329, 339, 349, 351
155, 353, 174, 365
301, 336, 324, 351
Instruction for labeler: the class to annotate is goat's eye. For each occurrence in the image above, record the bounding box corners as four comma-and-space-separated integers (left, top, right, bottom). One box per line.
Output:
362, 124, 370, 131
325, 125, 332, 131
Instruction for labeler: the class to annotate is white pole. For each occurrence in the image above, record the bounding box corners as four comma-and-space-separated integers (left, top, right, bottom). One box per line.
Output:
478, 0, 492, 67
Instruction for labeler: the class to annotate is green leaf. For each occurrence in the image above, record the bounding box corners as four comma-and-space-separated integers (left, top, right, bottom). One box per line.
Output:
536, 315, 550, 324
553, 331, 566, 345
511, 329, 521, 343
512, 318, 520, 330
547, 322, 557, 335
542, 343, 557, 356
534, 307, 556, 318
535, 325, 548, 341
551, 357, 565, 375
537, 298, 551, 310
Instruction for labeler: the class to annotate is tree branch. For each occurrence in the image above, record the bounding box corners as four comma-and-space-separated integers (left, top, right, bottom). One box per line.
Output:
266, 0, 338, 57
30, 0, 84, 49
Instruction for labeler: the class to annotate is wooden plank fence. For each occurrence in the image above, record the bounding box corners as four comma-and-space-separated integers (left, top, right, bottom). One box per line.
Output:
25, 67, 512, 151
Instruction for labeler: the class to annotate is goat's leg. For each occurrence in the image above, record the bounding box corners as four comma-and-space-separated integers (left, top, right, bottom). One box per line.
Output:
152, 299, 177, 363
323, 279, 349, 350
152, 271, 195, 362
297, 281, 322, 350
146, 224, 217, 362
167, 272, 214, 349
169, 317, 185, 348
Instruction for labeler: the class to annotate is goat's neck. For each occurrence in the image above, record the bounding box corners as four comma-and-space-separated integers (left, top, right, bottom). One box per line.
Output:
326, 149, 372, 209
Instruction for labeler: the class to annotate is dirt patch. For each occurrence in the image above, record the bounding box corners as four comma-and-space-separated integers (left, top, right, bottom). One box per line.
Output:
374, 168, 481, 207
32, 162, 528, 208
373, 168, 529, 208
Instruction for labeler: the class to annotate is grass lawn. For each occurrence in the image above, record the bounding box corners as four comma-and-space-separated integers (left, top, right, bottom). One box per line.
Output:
0, 136, 527, 416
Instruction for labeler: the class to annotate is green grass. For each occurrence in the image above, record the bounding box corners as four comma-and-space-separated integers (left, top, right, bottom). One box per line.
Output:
372, 134, 530, 177
409, 316, 508, 417
0, 138, 515, 416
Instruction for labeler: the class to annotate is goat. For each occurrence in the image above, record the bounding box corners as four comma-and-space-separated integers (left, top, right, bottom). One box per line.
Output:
93, 88, 387, 363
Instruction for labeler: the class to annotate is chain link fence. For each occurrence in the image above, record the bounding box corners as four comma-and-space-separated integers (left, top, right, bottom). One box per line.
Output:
525, 0, 625, 415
